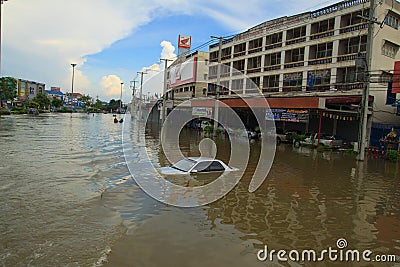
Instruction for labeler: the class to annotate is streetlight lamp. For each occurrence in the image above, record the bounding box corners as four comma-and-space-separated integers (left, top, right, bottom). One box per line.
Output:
71, 63, 77, 110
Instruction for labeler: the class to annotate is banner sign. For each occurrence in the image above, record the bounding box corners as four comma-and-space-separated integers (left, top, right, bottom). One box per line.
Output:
393, 61, 400, 93
192, 107, 213, 117
266, 109, 309, 122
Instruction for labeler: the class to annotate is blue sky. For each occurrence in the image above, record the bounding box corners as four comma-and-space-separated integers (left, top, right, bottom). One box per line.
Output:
2, 0, 341, 102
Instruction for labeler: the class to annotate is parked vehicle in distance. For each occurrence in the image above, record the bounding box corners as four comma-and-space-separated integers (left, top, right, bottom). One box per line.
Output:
300, 133, 343, 148
159, 157, 238, 175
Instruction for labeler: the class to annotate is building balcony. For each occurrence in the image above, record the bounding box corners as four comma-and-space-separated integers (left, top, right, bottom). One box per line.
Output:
248, 47, 263, 54
335, 82, 364, 90
339, 23, 368, 34
247, 67, 261, 74
262, 87, 279, 93
284, 61, 305, 69
337, 52, 365, 62
310, 30, 334, 40
309, 57, 333, 65
264, 65, 281, 71
265, 43, 283, 50
285, 37, 306, 46
233, 51, 246, 58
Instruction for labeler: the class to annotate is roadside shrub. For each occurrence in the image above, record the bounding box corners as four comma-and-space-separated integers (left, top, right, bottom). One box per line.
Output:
203, 125, 214, 133
387, 150, 399, 163
292, 133, 306, 141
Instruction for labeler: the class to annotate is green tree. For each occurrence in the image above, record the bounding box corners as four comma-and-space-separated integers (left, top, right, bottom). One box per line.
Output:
51, 97, 65, 110
93, 99, 104, 111
107, 99, 121, 112
0, 77, 17, 107
33, 93, 51, 110
80, 94, 93, 109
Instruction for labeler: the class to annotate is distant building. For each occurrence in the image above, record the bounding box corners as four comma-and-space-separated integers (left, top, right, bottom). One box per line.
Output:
45, 90, 64, 100
17, 79, 46, 100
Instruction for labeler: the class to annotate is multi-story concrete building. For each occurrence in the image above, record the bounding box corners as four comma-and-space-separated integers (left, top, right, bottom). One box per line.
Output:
17, 79, 46, 100
208, 0, 400, 142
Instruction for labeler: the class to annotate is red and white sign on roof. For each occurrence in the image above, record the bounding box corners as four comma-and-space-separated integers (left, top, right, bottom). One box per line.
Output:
178, 35, 192, 49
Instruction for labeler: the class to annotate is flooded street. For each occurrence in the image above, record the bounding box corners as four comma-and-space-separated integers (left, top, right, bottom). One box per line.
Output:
0, 114, 399, 266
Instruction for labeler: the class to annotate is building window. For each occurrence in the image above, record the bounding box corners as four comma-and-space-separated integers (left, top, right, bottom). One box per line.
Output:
265, 32, 283, 50
221, 47, 232, 60
307, 70, 331, 91
384, 13, 399, 30
232, 59, 245, 74
263, 75, 280, 92
283, 72, 303, 92
311, 18, 335, 34
248, 38, 263, 54
246, 77, 260, 94
340, 9, 369, 28
210, 51, 219, 62
209, 65, 218, 79
310, 42, 333, 59
286, 26, 306, 40
285, 47, 305, 63
247, 56, 261, 73
231, 79, 244, 92
339, 35, 367, 55
265, 52, 281, 66
382, 42, 398, 59
234, 43, 246, 57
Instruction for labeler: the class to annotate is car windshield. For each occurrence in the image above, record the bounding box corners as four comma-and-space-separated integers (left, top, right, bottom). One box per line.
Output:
171, 158, 196, 172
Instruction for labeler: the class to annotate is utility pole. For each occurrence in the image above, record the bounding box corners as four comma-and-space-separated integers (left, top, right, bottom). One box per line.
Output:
357, 0, 381, 161
160, 58, 174, 124
137, 71, 147, 119
211, 36, 223, 136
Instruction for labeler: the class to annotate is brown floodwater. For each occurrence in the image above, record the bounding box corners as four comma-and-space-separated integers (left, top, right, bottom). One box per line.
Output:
104, 118, 400, 266
0, 114, 399, 266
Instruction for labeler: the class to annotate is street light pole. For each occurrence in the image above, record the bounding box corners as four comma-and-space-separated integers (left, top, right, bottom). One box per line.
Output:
211, 36, 223, 135
1, 0, 8, 77
160, 58, 173, 124
71, 63, 77, 111
120, 82, 123, 112
137, 71, 147, 119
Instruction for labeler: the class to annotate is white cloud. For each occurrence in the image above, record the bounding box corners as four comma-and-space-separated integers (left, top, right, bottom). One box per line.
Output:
100, 75, 123, 97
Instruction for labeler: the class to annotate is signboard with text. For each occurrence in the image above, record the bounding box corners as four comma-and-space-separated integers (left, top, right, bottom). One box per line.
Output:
266, 109, 309, 122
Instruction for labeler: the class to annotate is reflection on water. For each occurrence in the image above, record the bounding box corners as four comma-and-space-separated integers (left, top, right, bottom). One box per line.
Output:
104, 123, 400, 266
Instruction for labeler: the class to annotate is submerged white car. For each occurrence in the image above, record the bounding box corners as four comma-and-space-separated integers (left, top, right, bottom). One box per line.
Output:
159, 157, 238, 175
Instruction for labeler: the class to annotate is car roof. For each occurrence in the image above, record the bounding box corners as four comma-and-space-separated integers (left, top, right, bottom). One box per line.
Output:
187, 157, 219, 163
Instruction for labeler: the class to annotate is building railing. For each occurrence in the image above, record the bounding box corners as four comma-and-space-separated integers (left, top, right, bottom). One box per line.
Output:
306, 85, 330, 91
335, 82, 364, 90
337, 52, 365, 62
309, 57, 333, 65
283, 86, 303, 92
310, 30, 335, 40
247, 67, 261, 74
284, 61, 305, 69
265, 42, 283, 50
264, 64, 281, 71
233, 51, 246, 58
286, 37, 306, 46
262, 87, 279, 93
339, 23, 368, 34
248, 47, 263, 54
